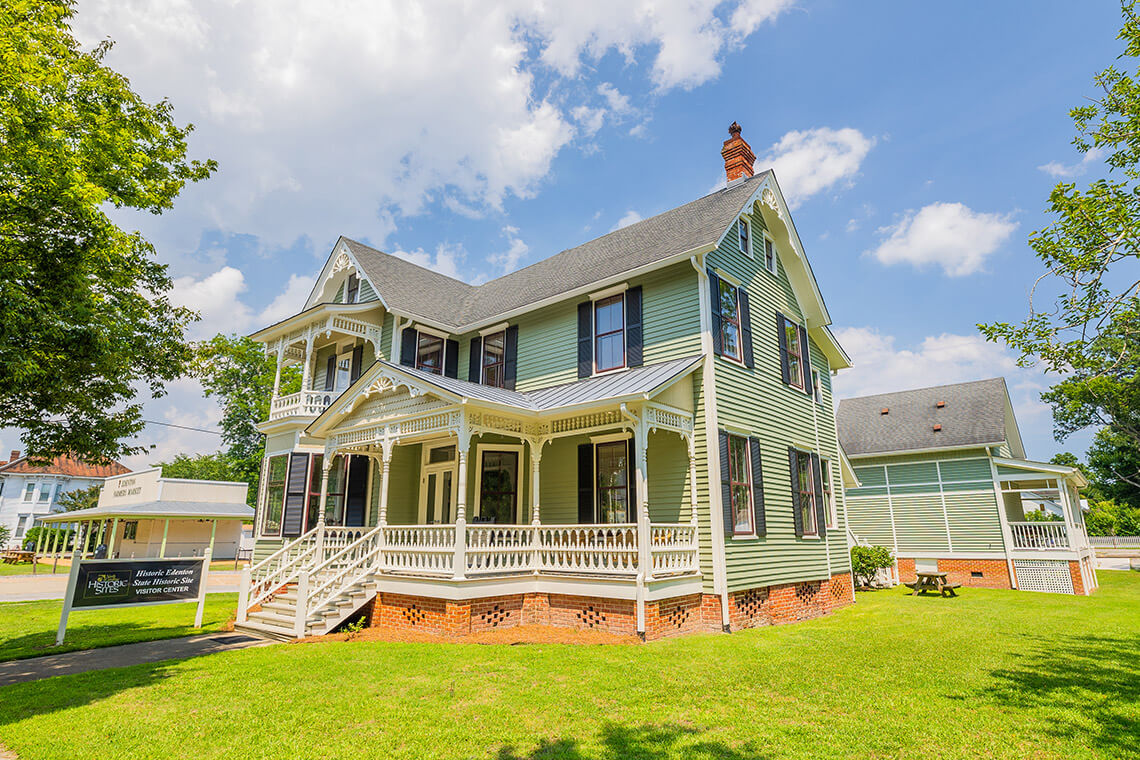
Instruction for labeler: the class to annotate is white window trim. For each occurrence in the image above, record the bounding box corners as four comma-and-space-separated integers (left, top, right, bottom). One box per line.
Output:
713, 267, 743, 287
472, 443, 525, 523
822, 458, 838, 530
411, 323, 450, 340
727, 433, 757, 538
714, 278, 745, 366
592, 439, 634, 525
479, 322, 510, 337
479, 329, 507, 386
588, 282, 628, 301
794, 448, 820, 538
812, 369, 824, 404
738, 217, 753, 258
592, 292, 628, 376
762, 232, 777, 275
783, 317, 808, 391
22, 483, 35, 502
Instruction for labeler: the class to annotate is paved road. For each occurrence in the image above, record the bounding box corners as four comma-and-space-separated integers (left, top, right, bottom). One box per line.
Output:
0, 632, 273, 686
1096, 557, 1138, 571
0, 571, 243, 602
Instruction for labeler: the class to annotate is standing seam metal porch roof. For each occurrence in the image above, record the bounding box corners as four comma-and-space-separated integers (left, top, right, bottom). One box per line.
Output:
338, 172, 771, 330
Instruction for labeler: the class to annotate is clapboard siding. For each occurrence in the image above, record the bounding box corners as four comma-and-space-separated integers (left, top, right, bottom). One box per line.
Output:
707, 205, 837, 591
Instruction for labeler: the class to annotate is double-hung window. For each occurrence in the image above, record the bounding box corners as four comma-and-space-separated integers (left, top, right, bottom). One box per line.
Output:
345, 273, 359, 304
763, 235, 776, 274
793, 451, 819, 537
718, 280, 742, 362
594, 295, 626, 373
738, 218, 752, 257
38, 483, 52, 505
481, 331, 506, 388
416, 333, 444, 375
822, 458, 836, 529
22, 483, 35, 502
263, 455, 287, 536
812, 369, 823, 403
727, 434, 754, 535
595, 440, 630, 523
784, 320, 805, 390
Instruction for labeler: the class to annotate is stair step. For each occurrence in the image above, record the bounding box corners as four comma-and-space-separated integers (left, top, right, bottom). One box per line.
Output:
262, 601, 297, 614
249, 609, 298, 626
234, 620, 296, 642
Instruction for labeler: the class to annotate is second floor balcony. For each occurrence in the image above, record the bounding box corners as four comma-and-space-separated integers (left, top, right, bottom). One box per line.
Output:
269, 390, 338, 422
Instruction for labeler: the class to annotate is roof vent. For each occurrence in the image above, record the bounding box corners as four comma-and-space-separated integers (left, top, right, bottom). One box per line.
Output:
880, 408, 889, 415
932, 424, 943, 432
936, 401, 946, 409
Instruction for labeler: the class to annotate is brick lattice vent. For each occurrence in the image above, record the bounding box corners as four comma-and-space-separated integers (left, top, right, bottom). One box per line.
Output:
737, 587, 769, 618
577, 604, 607, 628
795, 581, 820, 605
662, 601, 693, 630
478, 603, 511, 628
829, 579, 846, 600
403, 603, 427, 627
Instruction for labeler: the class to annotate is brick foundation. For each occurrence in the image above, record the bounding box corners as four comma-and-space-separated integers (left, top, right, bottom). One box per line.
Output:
368, 573, 856, 640
1068, 560, 1088, 596
897, 557, 1013, 590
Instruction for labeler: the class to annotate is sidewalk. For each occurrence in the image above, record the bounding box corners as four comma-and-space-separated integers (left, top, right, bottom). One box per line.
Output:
0, 571, 243, 602
0, 632, 273, 686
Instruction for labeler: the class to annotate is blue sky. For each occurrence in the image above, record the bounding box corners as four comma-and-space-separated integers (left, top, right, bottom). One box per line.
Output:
10, 0, 1120, 467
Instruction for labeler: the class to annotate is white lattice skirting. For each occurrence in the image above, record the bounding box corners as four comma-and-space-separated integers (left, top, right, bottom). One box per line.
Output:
1013, 559, 1074, 594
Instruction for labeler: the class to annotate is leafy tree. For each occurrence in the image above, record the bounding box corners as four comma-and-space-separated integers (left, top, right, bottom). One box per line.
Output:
55, 484, 99, 512
979, 2, 1140, 489
1085, 499, 1140, 536
1, 0, 215, 466
850, 545, 893, 589
190, 335, 299, 506
155, 452, 241, 483
1086, 427, 1140, 509
1023, 510, 1064, 523
0, 525, 9, 547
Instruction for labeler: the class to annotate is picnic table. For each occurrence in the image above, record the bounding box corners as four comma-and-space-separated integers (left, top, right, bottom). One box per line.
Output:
905, 570, 960, 597
1, 550, 35, 565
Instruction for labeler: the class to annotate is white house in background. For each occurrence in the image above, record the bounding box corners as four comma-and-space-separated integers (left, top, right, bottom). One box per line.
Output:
0, 450, 129, 548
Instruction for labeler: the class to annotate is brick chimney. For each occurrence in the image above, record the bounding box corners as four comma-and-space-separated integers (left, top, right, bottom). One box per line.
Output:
721, 121, 755, 182
8, 450, 19, 463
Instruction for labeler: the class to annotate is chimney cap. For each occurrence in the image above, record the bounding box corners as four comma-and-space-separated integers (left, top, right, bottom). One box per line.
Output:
933, 424, 943, 432
728, 121, 742, 138
880, 408, 889, 415
936, 400, 946, 409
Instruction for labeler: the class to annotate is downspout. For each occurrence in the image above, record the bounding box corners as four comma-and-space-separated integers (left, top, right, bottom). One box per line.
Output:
690, 254, 732, 631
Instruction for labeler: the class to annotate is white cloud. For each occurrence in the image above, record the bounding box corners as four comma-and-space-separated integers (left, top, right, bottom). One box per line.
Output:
170, 267, 253, 339
611, 210, 643, 231
487, 226, 530, 276
258, 274, 315, 326
571, 105, 606, 138
762, 127, 876, 207
868, 202, 1017, 277
832, 328, 1020, 400
389, 243, 466, 281
74, 0, 790, 258
1038, 147, 1105, 178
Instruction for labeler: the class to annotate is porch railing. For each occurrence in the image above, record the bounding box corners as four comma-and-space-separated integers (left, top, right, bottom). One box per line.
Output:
268, 390, 336, 421
1009, 521, 1070, 550
538, 524, 639, 575
383, 525, 456, 575
649, 523, 700, 576
1089, 535, 1140, 548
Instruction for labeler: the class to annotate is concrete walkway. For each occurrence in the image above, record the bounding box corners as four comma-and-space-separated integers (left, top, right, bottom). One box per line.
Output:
0, 632, 273, 686
0, 571, 242, 602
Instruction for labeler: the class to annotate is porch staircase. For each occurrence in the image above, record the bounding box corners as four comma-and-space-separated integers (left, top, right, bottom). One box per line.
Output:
234, 525, 383, 641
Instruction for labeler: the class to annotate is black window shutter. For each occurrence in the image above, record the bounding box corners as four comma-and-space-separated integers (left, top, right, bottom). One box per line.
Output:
789, 448, 804, 537
748, 436, 765, 536
577, 443, 594, 523
798, 324, 812, 395
708, 268, 722, 356
350, 344, 364, 383
324, 355, 336, 391
504, 325, 519, 390
719, 430, 733, 536
468, 336, 482, 383
444, 339, 459, 378
626, 286, 643, 368
627, 436, 637, 523
738, 286, 754, 369
400, 328, 417, 367
777, 314, 790, 385
811, 452, 827, 538
282, 453, 309, 537
577, 302, 593, 378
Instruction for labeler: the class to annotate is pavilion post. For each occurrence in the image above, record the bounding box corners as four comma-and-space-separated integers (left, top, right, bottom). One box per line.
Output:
33, 523, 46, 575
106, 517, 120, 560
159, 518, 170, 558
50, 526, 62, 573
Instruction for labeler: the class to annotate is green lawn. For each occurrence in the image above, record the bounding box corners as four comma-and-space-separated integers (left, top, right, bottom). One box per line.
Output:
0, 562, 60, 577
1, 574, 1137, 759
0, 594, 237, 662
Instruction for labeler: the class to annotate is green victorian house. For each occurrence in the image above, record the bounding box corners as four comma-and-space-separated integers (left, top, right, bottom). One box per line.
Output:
236, 124, 856, 641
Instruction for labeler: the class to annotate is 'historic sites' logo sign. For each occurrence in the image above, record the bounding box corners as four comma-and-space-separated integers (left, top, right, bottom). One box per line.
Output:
73, 559, 203, 609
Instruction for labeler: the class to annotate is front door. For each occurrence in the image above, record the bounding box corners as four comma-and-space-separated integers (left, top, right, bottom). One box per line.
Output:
421, 444, 458, 524
344, 455, 370, 527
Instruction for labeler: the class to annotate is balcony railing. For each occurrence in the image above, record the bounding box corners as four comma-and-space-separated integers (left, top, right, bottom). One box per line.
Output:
269, 390, 336, 421
1009, 521, 1070, 550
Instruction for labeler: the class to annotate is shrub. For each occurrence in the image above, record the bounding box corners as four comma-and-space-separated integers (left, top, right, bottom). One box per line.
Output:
851, 545, 894, 588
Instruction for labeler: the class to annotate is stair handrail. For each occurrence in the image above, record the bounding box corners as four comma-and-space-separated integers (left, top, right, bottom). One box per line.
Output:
246, 541, 320, 614
303, 526, 383, 622
248, 525, 320, 579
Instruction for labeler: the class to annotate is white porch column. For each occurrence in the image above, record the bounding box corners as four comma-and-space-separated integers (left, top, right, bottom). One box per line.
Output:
687, 437, 700, 528
273, 341, 284, 397
530, 441, 543, 525
632, 414, 650, 638
378, 438, 393, 527
106, 517, 120, 559
453, 419, 470, 581
301, 334, 313, 392
315, 455, 332, 559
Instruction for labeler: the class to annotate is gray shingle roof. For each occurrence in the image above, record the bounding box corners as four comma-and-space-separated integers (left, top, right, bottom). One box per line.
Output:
342, 172, 770, 330
836, 378, 1013, 457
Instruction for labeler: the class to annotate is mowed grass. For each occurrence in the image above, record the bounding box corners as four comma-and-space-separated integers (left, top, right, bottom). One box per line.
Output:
1, 575, 1138, 760
0, 594, 237, 662
0, 562, 59, 577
